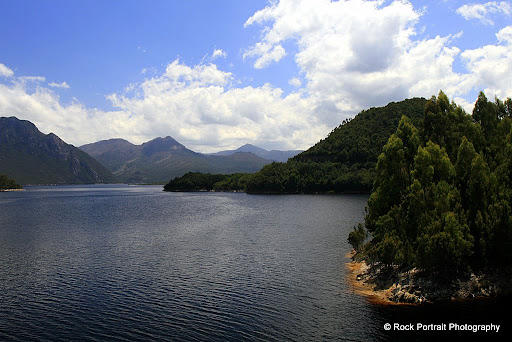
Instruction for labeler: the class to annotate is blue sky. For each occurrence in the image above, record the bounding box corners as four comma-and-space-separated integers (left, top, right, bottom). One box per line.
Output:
1, 0, 511, 152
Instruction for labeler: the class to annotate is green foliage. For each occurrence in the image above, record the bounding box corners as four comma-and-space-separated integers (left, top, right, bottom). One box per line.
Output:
162, 98, 426, 194
247, 98, 426, 193
163, 172, 255, 192
0, 174, 22, 190
363, 90, 512, 274
348, 223, 368, 252
213, 173, 253, 191
164, 172, 229, 191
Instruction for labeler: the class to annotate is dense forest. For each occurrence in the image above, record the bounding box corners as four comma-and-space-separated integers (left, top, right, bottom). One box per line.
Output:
164, 98, 427, 193
245, 98, 426, 193
163, 172, 251, 192
350, 91, 512, 273
0, 174, 22, 190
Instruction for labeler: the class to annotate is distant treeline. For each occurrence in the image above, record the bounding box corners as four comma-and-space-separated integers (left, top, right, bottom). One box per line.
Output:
164, 98, 427, 194
163, 172, 251, 192
0, 174, 22, 190
350, 91, 512, 272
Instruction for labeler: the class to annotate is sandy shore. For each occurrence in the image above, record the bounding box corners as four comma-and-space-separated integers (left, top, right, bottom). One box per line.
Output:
346, 249, 512, 305
345, 251, 419, 306
346, 251, 395, 305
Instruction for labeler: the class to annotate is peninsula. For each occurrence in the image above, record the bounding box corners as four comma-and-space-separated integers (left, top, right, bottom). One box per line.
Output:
348, 91, 512, 304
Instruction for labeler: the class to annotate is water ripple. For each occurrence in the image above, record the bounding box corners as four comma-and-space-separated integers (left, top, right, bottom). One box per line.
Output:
2, 187, 507, 341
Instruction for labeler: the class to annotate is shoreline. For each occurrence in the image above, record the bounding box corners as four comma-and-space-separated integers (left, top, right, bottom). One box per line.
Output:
345, 250, 512, 305
0, 188, 25, 192
345, 251, 416, 306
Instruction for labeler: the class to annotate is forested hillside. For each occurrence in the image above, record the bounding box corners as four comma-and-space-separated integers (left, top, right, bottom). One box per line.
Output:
245, 98, 426, 193
164, 98, 427, 193
351, 91, 512, 273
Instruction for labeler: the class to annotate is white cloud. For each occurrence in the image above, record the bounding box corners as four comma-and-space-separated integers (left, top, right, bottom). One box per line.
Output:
0, 63, 14, 77
212, 49, 227, 60
0, 77, 137, 147
456, 1, 512, 25
18, 76, 46, 83
289, 77, 302, 87
243, 0, 476, 117
0, 60, 329, 152
461, 25, 512, 100
48, 81, 70, 89
107, 59, 326, 151
162, 59, 232, 87
244, 43, 286, 69
2, 1, 512, 154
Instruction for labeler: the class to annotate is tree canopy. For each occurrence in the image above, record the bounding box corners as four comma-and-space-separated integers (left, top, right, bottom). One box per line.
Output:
245, 98, 426, 193
0, 174, 22, 190
355, 91, 512, 273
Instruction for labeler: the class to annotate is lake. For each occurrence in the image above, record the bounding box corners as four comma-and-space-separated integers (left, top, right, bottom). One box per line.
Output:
0, 185, 509, 341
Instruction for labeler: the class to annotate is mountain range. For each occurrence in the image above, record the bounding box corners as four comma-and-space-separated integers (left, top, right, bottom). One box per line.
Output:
2, 97, 425, 188
0, 115, 299, 185
79, 138, 272, 183
0, 117, 115, 184
210, 144, 302, 162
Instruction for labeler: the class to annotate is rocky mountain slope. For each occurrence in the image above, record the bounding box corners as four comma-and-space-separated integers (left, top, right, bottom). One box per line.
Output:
81, 137, 271, 183
0, 117, 116, 184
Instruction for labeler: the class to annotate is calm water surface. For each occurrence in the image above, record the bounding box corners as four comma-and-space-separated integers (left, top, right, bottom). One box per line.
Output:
0, 185, 509, 341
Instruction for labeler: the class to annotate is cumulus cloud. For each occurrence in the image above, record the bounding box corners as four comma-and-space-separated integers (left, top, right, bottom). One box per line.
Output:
212, 49, 227, 60
457, 1, 511, 25
461, 25, 512, 100
48, 81, 70, 89
243, 0, 477, 116
107, 59, 326, 151
244, 43, 286, 69
2, 1, 512, 153
0, 63, 14, 77
0, 73, 136, 146
0, 60, 328, 152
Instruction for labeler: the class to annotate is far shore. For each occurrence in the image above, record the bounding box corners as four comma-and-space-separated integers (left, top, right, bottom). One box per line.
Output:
0, 188, 25, 192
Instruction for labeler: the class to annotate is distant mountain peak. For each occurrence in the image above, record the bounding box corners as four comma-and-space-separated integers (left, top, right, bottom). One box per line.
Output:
142, 135, 185, 155
78, 135, 270, 183
236, 144, 267, 153
211, 143, 302, 162
0, 116, 116, 184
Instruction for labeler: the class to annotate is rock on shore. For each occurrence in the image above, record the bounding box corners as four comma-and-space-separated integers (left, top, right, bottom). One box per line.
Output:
347, 251, 512, 305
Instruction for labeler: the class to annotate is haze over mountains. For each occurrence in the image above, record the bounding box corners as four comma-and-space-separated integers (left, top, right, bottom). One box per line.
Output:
0, 117, 115, 184
80, 138, 272, 183
211, 144, 301, 162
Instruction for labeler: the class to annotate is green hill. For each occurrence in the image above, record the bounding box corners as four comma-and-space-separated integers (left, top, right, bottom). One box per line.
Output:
245, 98, 427, 193
0, 117, 116, 185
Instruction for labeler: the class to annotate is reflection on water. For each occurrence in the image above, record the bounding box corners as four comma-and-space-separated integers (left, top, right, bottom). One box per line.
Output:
0, 186, 509, 341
